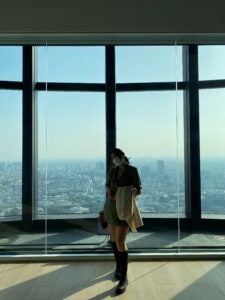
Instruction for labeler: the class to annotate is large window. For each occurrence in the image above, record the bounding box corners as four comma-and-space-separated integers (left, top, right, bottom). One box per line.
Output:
1, 44, 225, 255
115, 46, 184, 216
0, 91, 22, 218
116, 91, 185, 214
199, 46, 225, 219
0, 46, 22, 81
35, 46, 106, 218
37, 46, 105, 83
200, 89, 225, 217
116, 46, 183, 83
0, 46, 22, 220
199, 46, 225, 80
37, 92, 106, 217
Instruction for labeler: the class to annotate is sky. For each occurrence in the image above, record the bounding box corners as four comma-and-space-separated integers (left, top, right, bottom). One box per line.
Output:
1, 45, 225, 161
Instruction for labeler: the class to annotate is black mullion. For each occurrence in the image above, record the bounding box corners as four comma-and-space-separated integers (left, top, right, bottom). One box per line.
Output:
105, 46, 116, 170
35, 82, 106, 92
22, 46, 34, 229
117, 81, 186, 92
0, 81, 23, 90
199, 79, 225, 89
183, 45, 201, 229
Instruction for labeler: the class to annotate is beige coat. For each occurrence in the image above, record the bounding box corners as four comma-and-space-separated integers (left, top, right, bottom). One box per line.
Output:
116, 186, 143, 232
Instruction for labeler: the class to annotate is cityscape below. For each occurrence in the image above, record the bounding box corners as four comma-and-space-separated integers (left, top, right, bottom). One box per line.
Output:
0, 158, 225, 218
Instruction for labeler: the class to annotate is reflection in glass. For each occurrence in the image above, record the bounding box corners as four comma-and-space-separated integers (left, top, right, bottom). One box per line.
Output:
116, 46, 183, 83
37, 46, 105, 83
0, 46, 22, 81
199, 46, 225, 80
200, 89, 225, 216
37, 92, 106, 218
116, 91, 184, 215
0, 91, 22, 219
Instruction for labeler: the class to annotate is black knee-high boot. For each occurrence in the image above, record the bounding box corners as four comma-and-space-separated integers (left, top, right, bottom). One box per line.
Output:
111, 242, 121, 280
116, 251, 128, 295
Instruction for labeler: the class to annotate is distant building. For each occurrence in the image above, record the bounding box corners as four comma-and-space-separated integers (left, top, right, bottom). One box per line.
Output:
96, 161, 104, 171
140, 165, 151, 177
157, 160, 165, 174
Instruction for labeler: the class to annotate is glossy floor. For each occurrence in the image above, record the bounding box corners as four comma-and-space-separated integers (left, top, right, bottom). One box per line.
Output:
1, 260, 225, 299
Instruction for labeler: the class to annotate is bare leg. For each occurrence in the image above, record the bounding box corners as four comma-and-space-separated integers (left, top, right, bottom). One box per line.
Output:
116, 226, 129, 252
108, 224, 117, 242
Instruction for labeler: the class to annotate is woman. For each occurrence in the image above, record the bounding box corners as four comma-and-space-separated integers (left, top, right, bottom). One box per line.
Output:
104, 148, 142, 295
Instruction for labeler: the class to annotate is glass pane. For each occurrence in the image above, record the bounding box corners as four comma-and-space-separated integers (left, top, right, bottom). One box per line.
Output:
200, 89, 225, 217
199, 46, 225, 80
0, 90, 22, 219
116, 46, 183, 83
37, 46, 105, 83
38, 92, 106, 218
117, 91, 184, 214
0, 46, 22, 81
117, 91, 184, 251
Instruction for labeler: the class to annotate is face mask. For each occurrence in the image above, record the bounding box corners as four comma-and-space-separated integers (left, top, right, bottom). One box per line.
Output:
112, 157, 123, 166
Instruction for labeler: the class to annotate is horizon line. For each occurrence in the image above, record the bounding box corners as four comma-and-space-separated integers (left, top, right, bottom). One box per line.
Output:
2, 156, 225, 163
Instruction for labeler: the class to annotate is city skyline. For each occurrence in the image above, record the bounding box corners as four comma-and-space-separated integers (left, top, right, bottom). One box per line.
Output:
1, 157, 225, 218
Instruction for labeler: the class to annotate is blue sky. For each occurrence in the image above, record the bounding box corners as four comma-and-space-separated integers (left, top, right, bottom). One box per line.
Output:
1, 45, 225, 160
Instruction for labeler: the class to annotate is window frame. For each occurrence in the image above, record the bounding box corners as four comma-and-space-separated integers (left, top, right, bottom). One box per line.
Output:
1, 44, 225, 233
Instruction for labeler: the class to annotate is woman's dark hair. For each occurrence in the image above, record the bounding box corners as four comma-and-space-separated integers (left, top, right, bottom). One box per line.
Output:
110, 148, 130, 164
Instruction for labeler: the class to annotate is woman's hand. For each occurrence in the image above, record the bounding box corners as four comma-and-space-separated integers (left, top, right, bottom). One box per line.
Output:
107, 189, 116, 201
109, 194, 117, 201
133, 188, 141, 196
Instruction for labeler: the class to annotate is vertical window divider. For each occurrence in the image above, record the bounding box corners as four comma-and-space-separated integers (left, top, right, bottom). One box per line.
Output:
22, 45, 34, 229
106, 46, 116, 170
33, 46, 38, 221
183, 45, 201, 229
